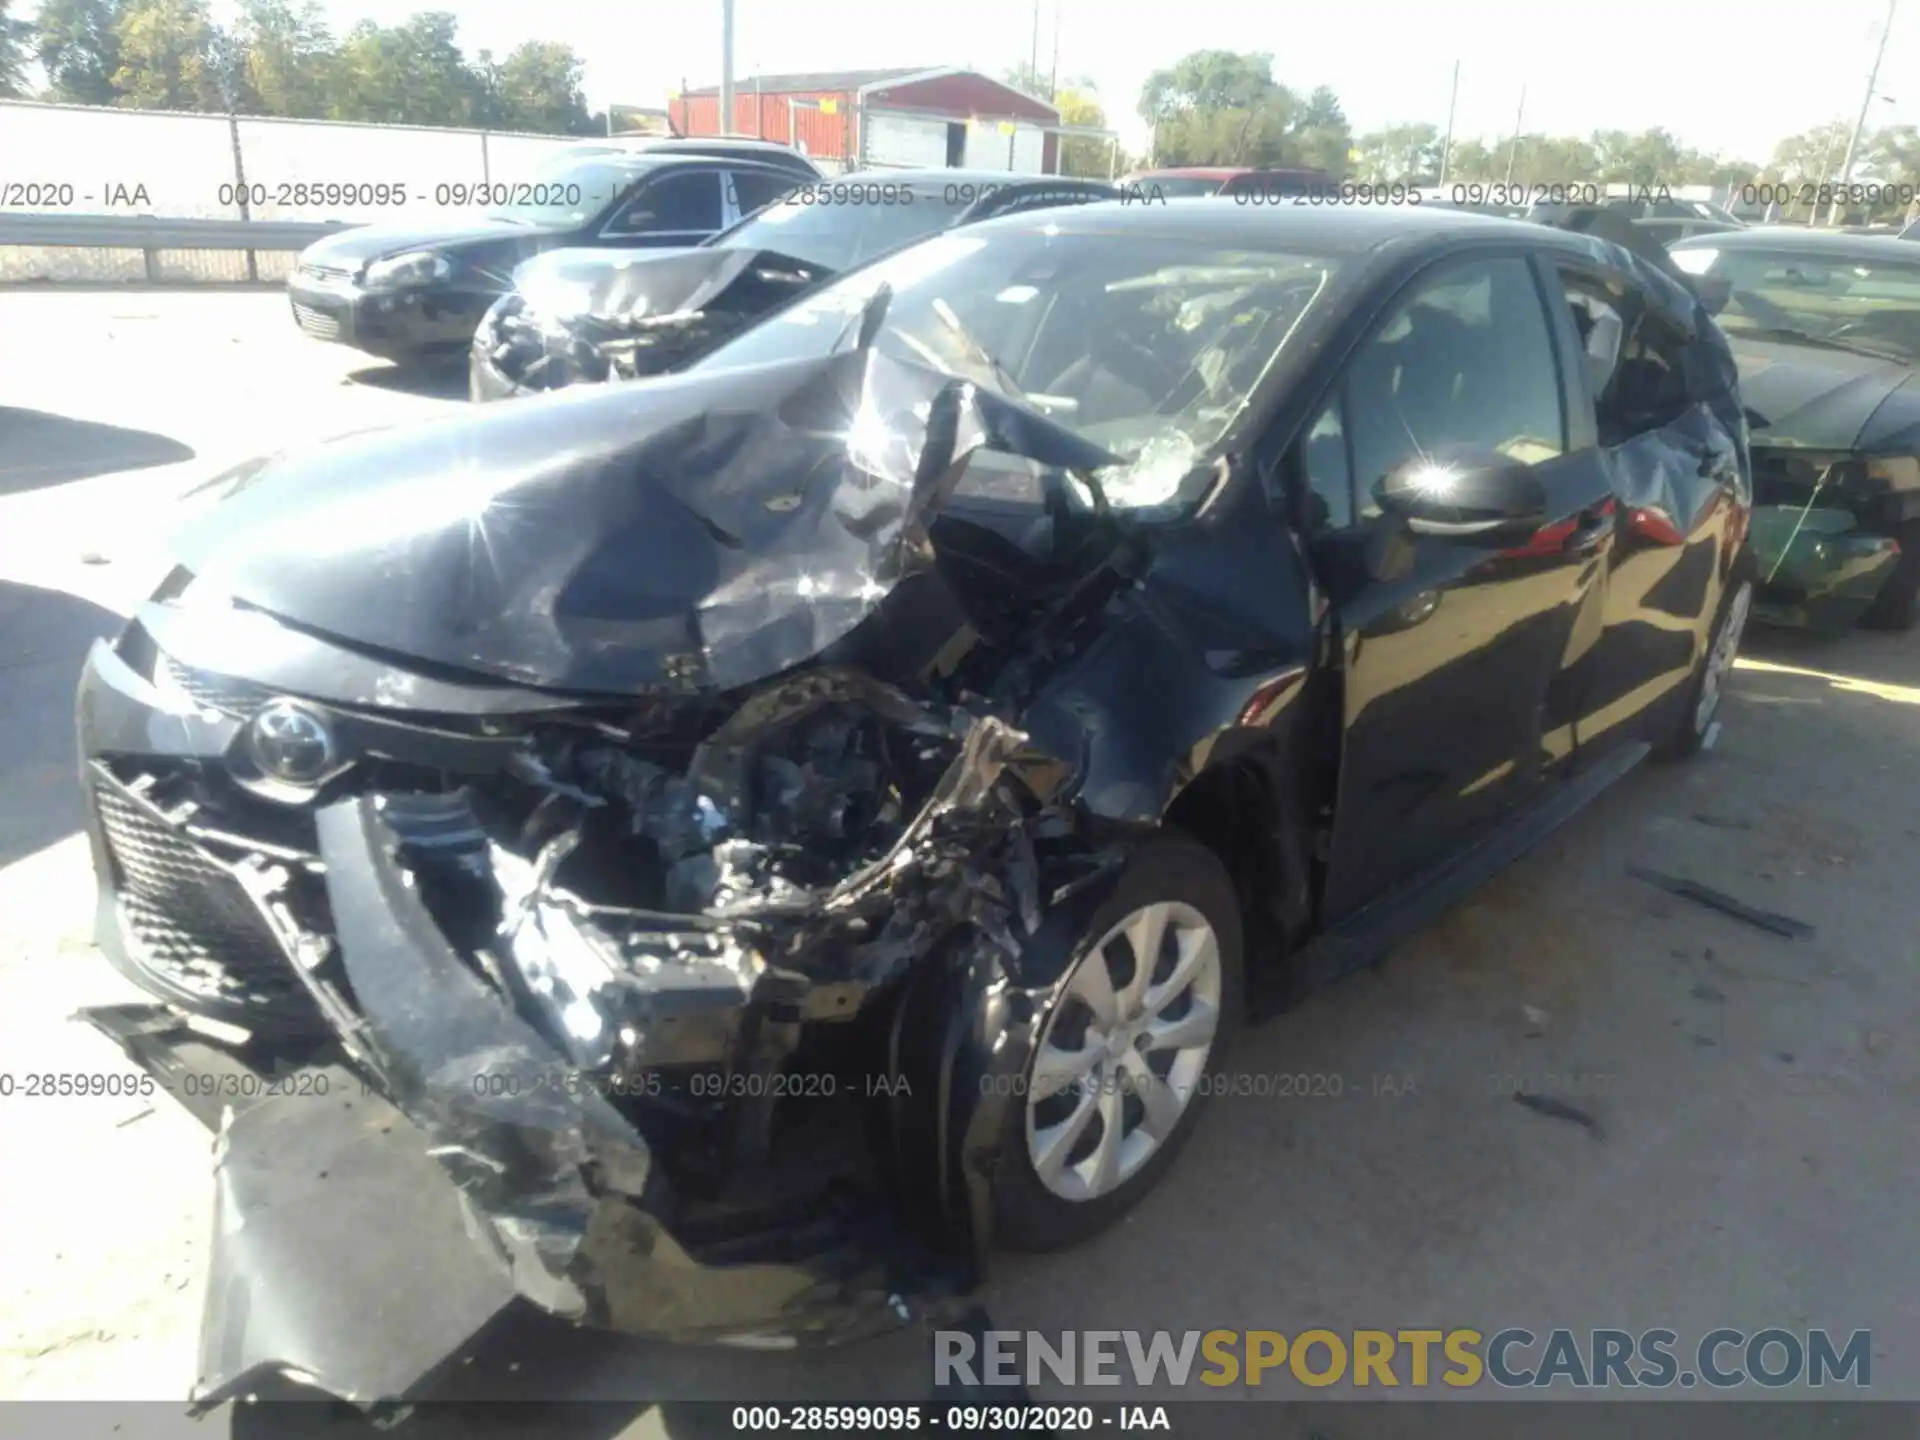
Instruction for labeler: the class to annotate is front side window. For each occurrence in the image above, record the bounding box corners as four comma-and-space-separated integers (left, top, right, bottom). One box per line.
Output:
610, 170, 723, 235
693, 231, 1346, 516
1297, 399, 1353, 531
1348, 257, 1567, 519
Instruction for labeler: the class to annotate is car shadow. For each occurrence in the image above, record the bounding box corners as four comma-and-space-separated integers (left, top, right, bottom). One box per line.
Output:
347, 358, 471, 401
0, 407, 195, 497
0, 578, 125, 865
224, 1306, 986, 1438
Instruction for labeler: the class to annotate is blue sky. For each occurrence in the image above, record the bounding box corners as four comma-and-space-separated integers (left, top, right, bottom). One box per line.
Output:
205, 0, 1915, 162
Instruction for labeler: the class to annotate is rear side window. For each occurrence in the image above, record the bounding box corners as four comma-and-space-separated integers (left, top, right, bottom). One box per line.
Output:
1607, 309, 1694, 439
1555, 267, 1629, 405
728, 169, 797, 217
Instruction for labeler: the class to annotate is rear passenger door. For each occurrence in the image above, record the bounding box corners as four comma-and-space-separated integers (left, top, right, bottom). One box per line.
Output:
1541, 257, 1743, 761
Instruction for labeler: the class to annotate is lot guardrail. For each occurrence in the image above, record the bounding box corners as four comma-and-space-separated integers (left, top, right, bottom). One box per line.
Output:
0, 212, 357, 281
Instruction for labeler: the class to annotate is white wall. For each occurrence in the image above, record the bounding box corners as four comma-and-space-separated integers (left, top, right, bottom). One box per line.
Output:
863, 114, 949, 169
961, 123, 1046, 173
0, 100, 590, 223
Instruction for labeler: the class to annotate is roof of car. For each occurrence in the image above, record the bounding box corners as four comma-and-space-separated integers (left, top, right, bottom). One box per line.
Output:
566, 148, 810, 176
1671, 226, 1920, 262
840, 168, 1113, 188
964, 195, 1579, 253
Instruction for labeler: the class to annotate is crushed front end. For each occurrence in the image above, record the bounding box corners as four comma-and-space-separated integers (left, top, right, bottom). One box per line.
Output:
1748, 449, 1912, 629
80, 615, 1102, 1409
78, 345, 1138, 1409
470, 247, 828, 401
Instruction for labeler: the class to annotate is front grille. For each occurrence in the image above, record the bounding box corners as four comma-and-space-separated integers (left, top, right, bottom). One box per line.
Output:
93, 773, 315, 1022
291, 301, 342, 340
157, 654, 273, 720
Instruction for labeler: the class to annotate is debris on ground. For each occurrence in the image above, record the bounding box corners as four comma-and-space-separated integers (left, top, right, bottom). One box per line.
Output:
1513, 1092, 1606, 1140
1691, 812, 1753, 831
1522, 1004, 1549, 1037
1627, 865, 1816, 939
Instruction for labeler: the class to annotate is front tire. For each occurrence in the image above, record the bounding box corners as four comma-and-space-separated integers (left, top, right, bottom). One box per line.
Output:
993, 832, 1244, 1252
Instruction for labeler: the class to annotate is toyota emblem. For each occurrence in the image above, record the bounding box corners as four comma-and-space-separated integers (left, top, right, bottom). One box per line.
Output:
248, 700, 337, 784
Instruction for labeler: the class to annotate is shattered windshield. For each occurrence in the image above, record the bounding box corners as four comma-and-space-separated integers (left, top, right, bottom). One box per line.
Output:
488, 155, 638, 226
1684, 246, 1920, 362
692, 230, 1341, 512
713, 185, 975, 271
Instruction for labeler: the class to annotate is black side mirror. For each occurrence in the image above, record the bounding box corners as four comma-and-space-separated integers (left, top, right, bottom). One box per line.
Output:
1694, 275, 1732, 316
1372, 446, 1547, 541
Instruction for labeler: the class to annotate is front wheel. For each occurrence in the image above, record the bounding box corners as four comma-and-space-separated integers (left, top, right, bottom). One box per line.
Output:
993, 832, 1244, 1252
1658, 567, 1753, 762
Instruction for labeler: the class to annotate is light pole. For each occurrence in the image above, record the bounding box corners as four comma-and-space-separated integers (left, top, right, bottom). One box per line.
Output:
718, 0, 735, 136
1503, 84, 1526, 185
1829, 0, 1899, 225
1438, 59, 1460, 186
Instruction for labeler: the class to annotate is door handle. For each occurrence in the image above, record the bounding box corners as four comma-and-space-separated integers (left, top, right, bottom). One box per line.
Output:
1561, 498, 1617, 554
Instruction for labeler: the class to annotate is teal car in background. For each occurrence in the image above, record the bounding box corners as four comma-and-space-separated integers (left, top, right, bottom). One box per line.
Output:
1672, 228, 1920, 631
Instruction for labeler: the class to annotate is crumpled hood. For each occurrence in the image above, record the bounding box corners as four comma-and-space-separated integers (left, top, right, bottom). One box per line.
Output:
1731, 336, 1914, 451
172, 347, 1119, 696
509, 244, 823, 320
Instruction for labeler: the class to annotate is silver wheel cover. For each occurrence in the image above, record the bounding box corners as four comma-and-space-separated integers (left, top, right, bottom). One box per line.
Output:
1023, 900, 1223, 1203
1696, 580, 1752, 734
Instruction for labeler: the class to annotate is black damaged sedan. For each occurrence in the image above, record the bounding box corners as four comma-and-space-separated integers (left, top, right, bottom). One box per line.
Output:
79, 203, 1752, 1411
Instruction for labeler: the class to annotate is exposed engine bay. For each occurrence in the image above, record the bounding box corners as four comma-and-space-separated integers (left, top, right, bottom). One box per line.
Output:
474, 247, 826, 396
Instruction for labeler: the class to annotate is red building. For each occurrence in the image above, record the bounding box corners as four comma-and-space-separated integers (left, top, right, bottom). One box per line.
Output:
669, 67, 1061, 174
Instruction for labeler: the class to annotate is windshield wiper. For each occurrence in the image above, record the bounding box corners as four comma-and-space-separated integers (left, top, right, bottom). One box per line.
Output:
1738, 325, 1908, 363
931, 298, 1026, 399
833, 282, 894, 354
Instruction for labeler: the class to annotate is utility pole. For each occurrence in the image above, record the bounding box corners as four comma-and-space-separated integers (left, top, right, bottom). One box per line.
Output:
1438, 59, 1460, 186
1029, 0, 1040, 90
1829, 0, 1899, 225
1048, 0, 1061, 102
719, 0, 736, 136
1503, 84, 1526, 184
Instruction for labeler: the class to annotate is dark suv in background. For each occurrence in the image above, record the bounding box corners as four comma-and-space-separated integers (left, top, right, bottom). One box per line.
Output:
286, 142, 819, 367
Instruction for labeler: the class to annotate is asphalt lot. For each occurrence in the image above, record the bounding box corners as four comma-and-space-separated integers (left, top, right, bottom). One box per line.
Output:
2, 290, 1917, 1435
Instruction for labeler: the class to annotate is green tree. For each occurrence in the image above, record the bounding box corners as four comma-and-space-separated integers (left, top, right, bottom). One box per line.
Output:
328, 11, 480, 125
1053, 85, 1115, 176
0, 0, 31, 96
1441, 137, 1497, 183
1353, 122, 1443, 182
1139, 48, 1277, 123
232, 0, 333, 117
487, 40, 591, 133
111, 0, 225, 109
1289, 84, 1351, 173
34, 0, 124, 103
